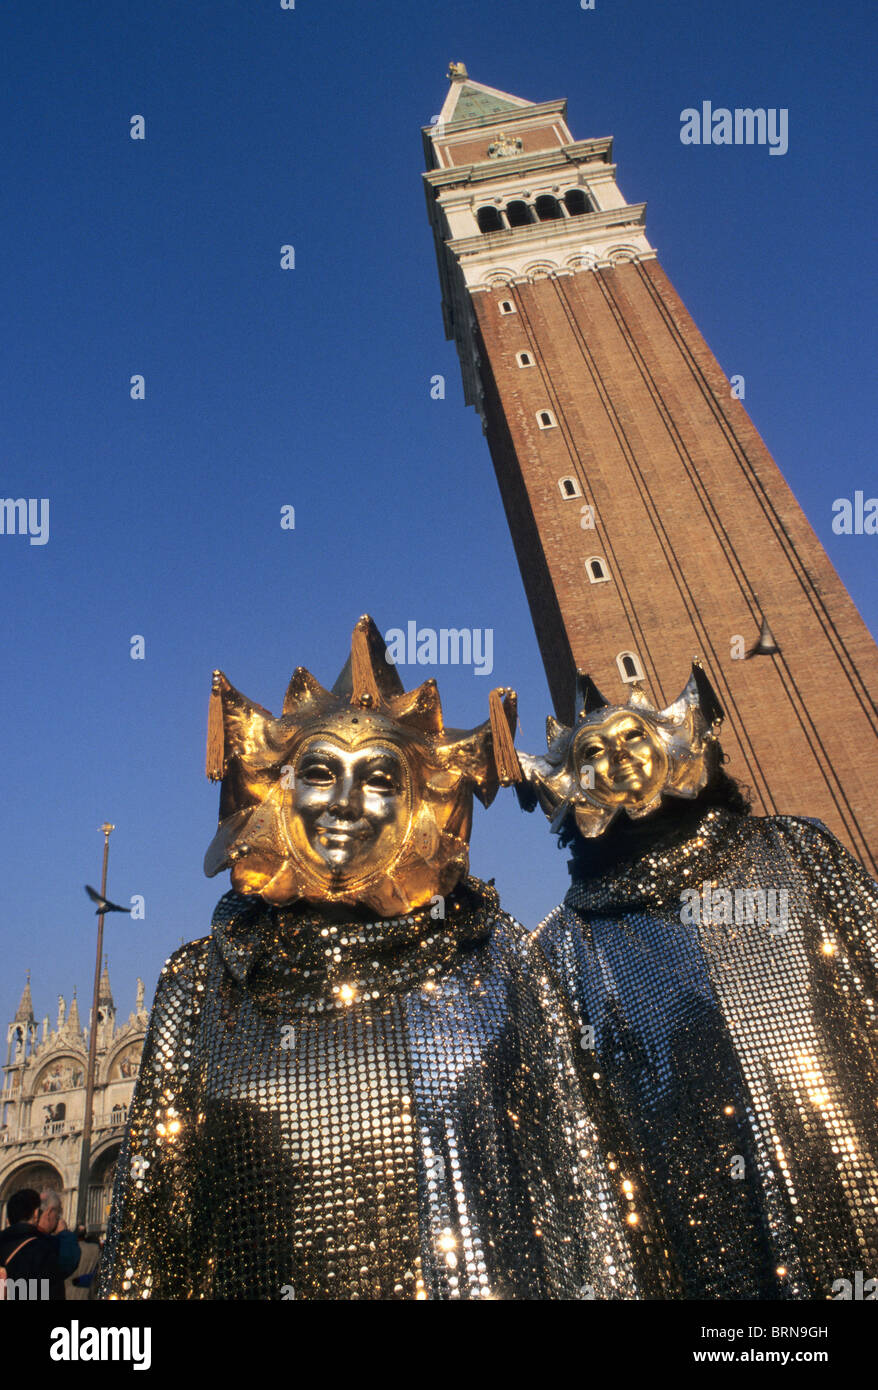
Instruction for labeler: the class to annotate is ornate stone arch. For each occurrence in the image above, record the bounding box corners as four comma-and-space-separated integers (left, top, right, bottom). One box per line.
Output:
89, 1134, 125, 1170
606, 245, 640, 264
0, 1154, 65, 1207
522, 260, 559, 280
25, 1051, 87, 1101
99, 1032, 145, 1087
565, 250, 598, 272
483, 268, 517, 287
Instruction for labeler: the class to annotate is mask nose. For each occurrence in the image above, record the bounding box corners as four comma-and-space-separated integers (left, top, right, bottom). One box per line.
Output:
329, 770, 360, 819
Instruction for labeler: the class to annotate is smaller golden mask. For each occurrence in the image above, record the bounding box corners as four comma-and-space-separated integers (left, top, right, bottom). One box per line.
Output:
203, 615, 518, 915
517, 663, 723, 838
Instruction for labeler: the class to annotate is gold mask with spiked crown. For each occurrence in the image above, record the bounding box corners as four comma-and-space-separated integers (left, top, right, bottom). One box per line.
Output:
203, 616, 519, 916
517, 663, 724, 838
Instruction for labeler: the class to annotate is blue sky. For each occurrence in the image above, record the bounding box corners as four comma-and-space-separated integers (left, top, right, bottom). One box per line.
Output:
1, 0, 876, 1036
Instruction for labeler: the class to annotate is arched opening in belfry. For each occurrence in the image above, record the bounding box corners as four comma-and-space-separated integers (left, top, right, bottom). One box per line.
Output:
535, 195, 563, 222
506, 200, 533, 228
564, 189, 591, 216
477, 206, 504, 233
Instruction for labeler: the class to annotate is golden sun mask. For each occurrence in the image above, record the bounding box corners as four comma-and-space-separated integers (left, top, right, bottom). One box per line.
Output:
203, 615, 518, 915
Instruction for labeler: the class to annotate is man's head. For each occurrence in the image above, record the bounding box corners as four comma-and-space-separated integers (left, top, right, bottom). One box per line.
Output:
203, 616, 518, 916
517, 663, 724, 839
6, 1187, 41, 1226
37, 1188, 62, 1234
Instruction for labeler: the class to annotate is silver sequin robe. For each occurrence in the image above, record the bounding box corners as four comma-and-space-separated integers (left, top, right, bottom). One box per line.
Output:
99, 879, 645, 1300
535, 808, 878, 1299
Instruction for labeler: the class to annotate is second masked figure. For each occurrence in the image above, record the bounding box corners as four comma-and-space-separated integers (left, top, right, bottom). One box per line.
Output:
516, 663, 878, 1299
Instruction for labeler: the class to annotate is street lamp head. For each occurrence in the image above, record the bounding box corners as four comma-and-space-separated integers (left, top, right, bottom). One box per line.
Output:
99, 823, 115, 836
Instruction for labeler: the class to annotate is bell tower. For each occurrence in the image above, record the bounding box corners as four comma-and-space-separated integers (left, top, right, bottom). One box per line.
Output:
422, 68, 878, 872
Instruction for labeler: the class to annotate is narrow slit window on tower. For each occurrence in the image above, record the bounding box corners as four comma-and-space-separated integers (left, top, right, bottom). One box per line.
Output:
617, 651, 645, 682
477, 206, 504, 234
558, 476, 581, 499
586, 556, 609, 583
506, 200, 533, 228
516, 350, 534, 368
537, 409, 557, 429
564, 188, 591, 217
535, 195, 563, 222
499, 300, 516, 315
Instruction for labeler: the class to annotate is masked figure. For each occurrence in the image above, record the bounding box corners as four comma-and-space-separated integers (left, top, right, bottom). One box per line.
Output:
98, 617, 647, 1301
516, 663, 878, 1300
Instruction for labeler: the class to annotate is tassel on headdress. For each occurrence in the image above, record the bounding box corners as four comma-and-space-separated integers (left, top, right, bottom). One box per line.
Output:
206, 672, 226, 781
489, 687, 521, 786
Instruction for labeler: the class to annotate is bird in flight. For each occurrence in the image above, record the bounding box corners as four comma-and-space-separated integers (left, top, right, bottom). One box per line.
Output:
84, 884, 130, 915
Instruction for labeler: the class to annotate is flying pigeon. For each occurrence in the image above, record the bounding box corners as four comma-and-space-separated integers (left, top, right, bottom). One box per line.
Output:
84, 884, 130, 915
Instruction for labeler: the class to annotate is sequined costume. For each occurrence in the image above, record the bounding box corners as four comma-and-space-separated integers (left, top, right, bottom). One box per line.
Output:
99, 879, 646, 1300
535, 805, 878, 1299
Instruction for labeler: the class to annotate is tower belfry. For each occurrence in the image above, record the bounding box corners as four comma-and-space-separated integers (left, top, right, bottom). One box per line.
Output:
422, 71, 878, 872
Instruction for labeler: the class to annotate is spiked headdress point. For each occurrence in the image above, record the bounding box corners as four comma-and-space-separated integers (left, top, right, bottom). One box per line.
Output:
204, 616, 518, 915
517, 662, 724, 839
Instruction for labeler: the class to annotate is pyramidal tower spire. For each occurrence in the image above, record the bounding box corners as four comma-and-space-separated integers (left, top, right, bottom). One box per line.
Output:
66, 990, 82, 1036
99, 955, 114, 1008
14, 971, 34, 1023
435, 63, 533, 128
421, 72, 878, 873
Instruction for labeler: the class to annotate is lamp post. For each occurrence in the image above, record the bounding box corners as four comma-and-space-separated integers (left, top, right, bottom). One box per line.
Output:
75, 823, 114, 1231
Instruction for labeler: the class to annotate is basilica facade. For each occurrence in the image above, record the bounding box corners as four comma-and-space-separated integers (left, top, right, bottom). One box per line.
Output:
0, 965, 147, 1232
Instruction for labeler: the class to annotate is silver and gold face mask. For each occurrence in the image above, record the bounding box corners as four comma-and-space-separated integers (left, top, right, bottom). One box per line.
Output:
517, 663, 724, 838
203, 615, 518, 915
